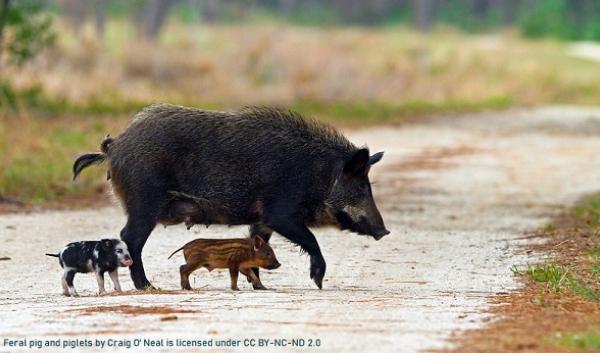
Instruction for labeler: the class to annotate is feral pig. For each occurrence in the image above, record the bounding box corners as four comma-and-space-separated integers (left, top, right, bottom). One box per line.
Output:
168, 235, 281, 291
72, 104, 389, 290
46, 239, 133, 296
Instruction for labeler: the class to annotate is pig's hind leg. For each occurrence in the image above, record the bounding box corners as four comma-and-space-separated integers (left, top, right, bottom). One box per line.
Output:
179, 263, 198, 290
118, 190, 166, 290
61, 272, 69, 296
64, 270, 78, 297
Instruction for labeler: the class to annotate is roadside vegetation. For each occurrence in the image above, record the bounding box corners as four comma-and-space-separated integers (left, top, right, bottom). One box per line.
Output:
3, 3, 600, 206
448, 193, 600, 353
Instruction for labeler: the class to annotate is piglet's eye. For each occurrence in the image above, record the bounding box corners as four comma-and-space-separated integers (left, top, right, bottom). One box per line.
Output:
117, 249, 123, 253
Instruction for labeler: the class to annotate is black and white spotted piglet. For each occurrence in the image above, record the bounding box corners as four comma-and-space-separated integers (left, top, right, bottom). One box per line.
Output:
46, 239, 133, 296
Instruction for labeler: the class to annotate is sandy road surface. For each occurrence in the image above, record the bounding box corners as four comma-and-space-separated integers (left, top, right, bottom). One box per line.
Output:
2, 107, 600, 353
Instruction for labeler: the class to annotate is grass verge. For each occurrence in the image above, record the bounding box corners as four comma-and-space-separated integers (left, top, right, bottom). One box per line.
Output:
0, 81, 513, 207
443, 193, 600, 353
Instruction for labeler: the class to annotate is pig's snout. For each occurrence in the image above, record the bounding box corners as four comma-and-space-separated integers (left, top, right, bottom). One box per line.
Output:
267, 261, 281, 270
372, 228, 390, 241
121, 256, 133, 267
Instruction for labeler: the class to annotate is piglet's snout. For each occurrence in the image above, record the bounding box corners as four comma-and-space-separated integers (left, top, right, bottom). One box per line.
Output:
267, 261, 281, 270
121, 256, 133, 267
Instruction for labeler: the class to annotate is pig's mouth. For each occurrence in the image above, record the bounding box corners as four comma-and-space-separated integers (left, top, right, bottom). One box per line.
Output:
372, 228, 391, 241
335, 212, 390, 240
266, 262, 281, 270
120, 258, 133, 267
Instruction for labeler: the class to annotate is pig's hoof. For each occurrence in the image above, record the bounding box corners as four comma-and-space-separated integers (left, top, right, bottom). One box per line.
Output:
231, 287, 240, 291
252, 284, 268, 290
312, 276, 323, 289
310, 257, 326, 289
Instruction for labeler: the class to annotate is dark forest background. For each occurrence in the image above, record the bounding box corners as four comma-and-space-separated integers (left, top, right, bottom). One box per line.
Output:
51, 0, 600, 41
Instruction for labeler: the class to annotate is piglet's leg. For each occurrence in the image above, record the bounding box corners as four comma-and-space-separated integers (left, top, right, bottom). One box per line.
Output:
229, 264, 240, 291
109, 270, 122, 292
241, 268, 267, 290
61, 272, 69, 296
179, 264, 195, 290
95, 271, 106, 294
65, 270, 78, 297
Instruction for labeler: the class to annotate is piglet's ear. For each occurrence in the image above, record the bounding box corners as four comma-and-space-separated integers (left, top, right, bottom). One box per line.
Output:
253, 235, 265, 251
101, 239, 113, 249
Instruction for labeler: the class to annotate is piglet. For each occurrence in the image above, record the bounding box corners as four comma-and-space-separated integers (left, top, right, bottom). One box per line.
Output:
46, 239, 133, 296
168, 235, 280, 291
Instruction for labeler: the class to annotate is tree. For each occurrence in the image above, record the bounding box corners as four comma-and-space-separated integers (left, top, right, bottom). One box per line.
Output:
501, 0, 519, 26
414, 0, 437, 31
472, 0, 491, 17
0, 0, 54, 67
95, 0, 108, 38
141, 0, 179, 40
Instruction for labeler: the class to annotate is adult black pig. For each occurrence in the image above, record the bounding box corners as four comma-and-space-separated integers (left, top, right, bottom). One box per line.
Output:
73, 104, 389, 289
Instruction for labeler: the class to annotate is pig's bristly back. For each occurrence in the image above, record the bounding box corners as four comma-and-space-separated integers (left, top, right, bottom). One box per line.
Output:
121, 103, 357, 158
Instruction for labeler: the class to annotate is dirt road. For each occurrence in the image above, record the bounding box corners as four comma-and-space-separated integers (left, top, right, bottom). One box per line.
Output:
2, 107, 600, 352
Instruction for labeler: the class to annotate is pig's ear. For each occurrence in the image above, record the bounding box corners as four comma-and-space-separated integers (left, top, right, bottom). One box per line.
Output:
253, 235, 265, 251
101, 239, 113, 249
369, 151, 384, 165
344, 149, 370, 176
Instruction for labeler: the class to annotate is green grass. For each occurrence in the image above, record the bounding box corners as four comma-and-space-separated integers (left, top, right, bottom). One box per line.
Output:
525, 263, 570, 293
0, 114, 115, 204
514, 263, 600, 301
560, 332, 600, 350
287, 96, 512, 123
0, 82, 148, 116
0, 78, 515, 206
572, 193, 600, 229
513, 193, 600, 302
1, 79, 513, 122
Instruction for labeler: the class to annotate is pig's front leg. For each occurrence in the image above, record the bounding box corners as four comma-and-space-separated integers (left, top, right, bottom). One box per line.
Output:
229, 264, 240, 291
109, 270, 122, 291
241, 268, 267, 290
95, 271, 106, 294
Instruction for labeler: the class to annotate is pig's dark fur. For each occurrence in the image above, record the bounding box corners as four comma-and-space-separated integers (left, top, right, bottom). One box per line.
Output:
73, 104, 388, 290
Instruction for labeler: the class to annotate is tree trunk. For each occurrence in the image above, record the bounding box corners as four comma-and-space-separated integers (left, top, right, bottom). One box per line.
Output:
414, 0, 436, 32
62, 0, 86, 35
0, 0, 10, 42
141, 0, 178, 40
0, 0, 10, 67
200, 0, 219, 23
472, 0, 490, 17
278, 0, 295, 15
501, 0, 519, 26
95, 0, 107, 38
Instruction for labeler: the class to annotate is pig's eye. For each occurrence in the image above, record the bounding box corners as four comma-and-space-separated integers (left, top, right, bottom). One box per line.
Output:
116, 249, 123, 253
